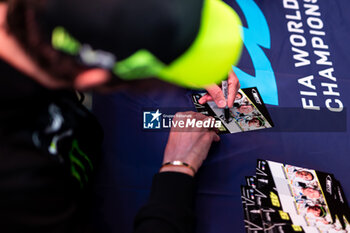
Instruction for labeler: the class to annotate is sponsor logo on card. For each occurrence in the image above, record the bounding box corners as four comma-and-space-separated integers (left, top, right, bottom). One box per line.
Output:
326, 175, 333, 195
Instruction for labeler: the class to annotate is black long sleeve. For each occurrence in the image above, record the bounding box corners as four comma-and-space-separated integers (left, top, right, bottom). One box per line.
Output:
134, 172, 196, 233
1, 59, 198, 233
0, 60, 103, 233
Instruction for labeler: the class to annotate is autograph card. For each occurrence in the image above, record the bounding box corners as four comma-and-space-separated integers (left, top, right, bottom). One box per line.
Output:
263, 160, 347, 232
192, 88, 274, 134
242, 184, 308, 233
333, 180, 350, 231
241, 160, 350, 233
241, 185, 265, 233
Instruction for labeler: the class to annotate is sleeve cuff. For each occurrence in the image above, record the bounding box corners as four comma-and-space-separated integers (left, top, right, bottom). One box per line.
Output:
149, 172, 195, 208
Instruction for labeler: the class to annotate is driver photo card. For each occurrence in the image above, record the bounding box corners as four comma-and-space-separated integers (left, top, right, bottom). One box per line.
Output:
284, 163, 347, 230
192, 87, 274, 134
240, 159, 350, 233
333, 180, 350, 231
241, 184, 309, 233
241, 185, 265, 233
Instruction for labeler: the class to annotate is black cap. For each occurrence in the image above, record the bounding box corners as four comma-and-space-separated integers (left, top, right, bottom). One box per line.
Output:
39, 0, 203, 63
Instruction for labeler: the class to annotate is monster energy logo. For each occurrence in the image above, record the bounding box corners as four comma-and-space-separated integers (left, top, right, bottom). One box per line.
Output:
69, 139, 93, 188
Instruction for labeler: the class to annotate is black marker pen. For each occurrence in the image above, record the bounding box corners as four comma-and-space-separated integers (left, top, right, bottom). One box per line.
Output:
222, 80, 229, 123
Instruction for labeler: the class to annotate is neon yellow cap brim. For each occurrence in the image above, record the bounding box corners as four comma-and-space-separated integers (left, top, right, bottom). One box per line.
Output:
159, 0, 243, 88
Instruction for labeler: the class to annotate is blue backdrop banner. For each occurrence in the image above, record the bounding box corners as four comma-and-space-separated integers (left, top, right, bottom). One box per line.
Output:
92, 1, 350, 232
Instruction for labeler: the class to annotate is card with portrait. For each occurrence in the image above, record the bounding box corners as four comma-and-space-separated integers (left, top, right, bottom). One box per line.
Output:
192, 87, 274, 134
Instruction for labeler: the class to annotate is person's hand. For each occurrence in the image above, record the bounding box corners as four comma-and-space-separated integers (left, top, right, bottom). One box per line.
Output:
198, 70, 240, 108
160, 112, 220, 177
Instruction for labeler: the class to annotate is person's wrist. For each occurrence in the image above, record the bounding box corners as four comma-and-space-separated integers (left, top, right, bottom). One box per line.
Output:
159, 165, 195, 177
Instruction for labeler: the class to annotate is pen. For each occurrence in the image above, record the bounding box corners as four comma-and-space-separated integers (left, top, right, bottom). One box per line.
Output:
222, 80, 230, 123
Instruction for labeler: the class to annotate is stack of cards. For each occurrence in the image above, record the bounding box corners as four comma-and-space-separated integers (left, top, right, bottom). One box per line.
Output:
241, 160, 350, 233
192, 88, 274, 134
